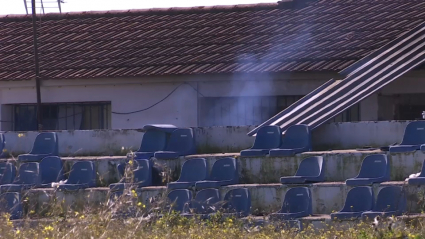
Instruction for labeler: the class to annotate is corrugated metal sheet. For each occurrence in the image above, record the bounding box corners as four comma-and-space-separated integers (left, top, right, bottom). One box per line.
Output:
248, 21, 425, 136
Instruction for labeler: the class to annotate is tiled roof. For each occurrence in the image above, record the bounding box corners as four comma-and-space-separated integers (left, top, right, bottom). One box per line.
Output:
1, 0, 425, 81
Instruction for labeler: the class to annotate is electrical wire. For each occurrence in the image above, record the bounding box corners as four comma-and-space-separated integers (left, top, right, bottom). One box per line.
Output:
111, 82, 204, 115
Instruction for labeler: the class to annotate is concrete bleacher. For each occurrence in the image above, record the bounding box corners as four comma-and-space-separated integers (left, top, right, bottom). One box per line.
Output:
4, 150, 425, 217
2, 121, 425, 224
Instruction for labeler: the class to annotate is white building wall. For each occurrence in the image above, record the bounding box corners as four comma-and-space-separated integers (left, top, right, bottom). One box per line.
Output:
1, 70, 424, 130
0, 80, 199, 129
0, 72, 336, 130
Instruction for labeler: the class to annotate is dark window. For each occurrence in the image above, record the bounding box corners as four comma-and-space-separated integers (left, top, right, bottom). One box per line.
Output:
12, 102, 111, 131
397, 105, 425, 120
199, 96, 361, 126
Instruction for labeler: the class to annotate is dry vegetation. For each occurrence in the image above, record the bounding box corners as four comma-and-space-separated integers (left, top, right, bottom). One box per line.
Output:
1, 189, 425, 239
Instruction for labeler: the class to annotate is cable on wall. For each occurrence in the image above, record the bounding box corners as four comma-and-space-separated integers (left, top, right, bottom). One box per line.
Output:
111, 82, 204, 115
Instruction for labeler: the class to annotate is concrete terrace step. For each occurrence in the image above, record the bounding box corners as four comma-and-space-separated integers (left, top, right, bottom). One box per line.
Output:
3, 149, 425, 186
20, 181, 425, 218
10, 214, 425, 231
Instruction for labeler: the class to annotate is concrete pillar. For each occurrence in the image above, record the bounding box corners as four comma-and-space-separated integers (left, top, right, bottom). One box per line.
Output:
0, 104, 13, 131
360, 93, 378, 121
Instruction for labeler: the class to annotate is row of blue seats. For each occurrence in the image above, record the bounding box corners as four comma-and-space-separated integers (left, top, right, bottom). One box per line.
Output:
110, 157, 239, 193
284, 154, 425, 186
388, 121, 425, 153
0, 133, 58, 162
0, 159, 96, 191
165, 188, 251, 218
240, 125, 311, 157
282, 154, 390, 186
0, 160, 97, 219
158, 185, 406, 222
3, 120, 425, 165
241, 121, 425, 157
0, 125, 197, 163
2, 149, 422, 198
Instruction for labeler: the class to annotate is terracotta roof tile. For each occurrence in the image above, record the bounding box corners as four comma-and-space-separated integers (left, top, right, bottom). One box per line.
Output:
0, 0, 425, 81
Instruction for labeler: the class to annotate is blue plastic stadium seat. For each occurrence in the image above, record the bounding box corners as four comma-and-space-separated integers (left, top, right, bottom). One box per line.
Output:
134, 130, 167, 160
220, 188, 251, 218
269, 124, 311, 157
39, 156, 64, 187
345, 154, 390, 186
331, 186, 374, 221
240, 126, 281, 157
408, 159, 425, 185
111, 159, 153, 192
422, 144, 425, 152
168, 158, 208, 190
183, 188, 220, 217
280, 156, 325, 184
389, 121, 425, 153
0, 162, 16, 185
0, 134, 7, 158
133, 159, 153, 187
195, 157, 239, 190
0, 162, 41, 193
0, 192, 23, 220
269, 187, 312, 220
58, 161, 96, 191
167, 189, 193, 213
117, 163, 126, 179
361, 186, 406, 220
154, 128, 196, 159
18, 132, 59, 162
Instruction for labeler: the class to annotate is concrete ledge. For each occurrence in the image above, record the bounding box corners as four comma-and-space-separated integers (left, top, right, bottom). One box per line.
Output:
22, 182, 425, 218
0, 121, 415, 156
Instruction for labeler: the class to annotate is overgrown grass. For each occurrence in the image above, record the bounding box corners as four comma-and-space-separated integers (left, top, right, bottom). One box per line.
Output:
1, 211, 425, 239
2, 187, 425, 239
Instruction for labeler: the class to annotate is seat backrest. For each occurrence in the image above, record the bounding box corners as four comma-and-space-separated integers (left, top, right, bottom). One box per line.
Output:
133, 159, 152, 184
400, 121, 425, 145
280, 124, 311, 150
192, 188, 220, 214
374, 186, 406, 212
341, 186, 374, 212
40, 156, 64, 184
210, 157, 238, 182
138, 130, 167, 152
167, 189, 192, 213
178, 158, 208, 182
222, 188, 251, 216
165, 128, 195, 153
15, 162, 41, 185
0, 192, 20, 213
0, 162, 15, 185
357, 154, 388, 179
116, 163, 125, 179
419, 160, 425, 177
251, 125, 281, 149
0, 133, 4, 154
30, 132, 58, 155
280, 187, 311, 214
295, 156, 323, 177
67, 161, 96, 187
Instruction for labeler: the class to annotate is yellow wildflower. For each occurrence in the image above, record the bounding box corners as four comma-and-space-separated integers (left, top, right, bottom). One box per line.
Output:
44, 225, 54, 231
